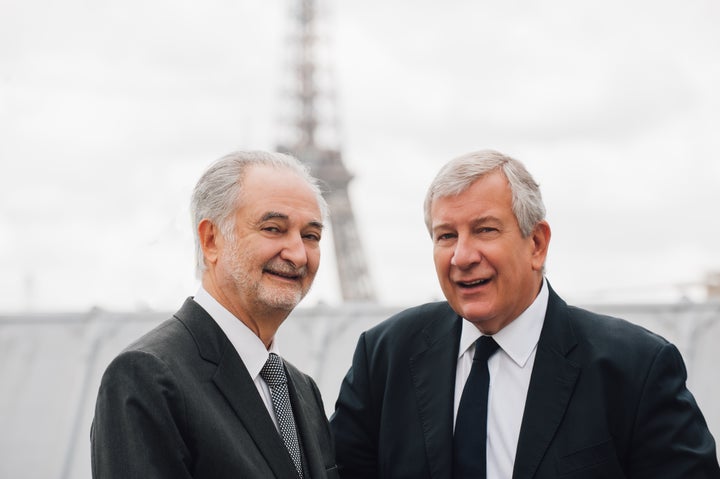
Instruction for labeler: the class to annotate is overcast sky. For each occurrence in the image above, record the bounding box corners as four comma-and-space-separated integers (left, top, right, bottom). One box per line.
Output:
2, 0, 719, 313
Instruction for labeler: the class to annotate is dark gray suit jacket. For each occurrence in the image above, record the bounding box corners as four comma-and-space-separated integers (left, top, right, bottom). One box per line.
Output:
92, 298, 339, 478
330, 285, 719, 478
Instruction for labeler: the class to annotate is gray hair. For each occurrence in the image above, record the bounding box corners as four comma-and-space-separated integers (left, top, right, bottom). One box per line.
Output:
190, 150, 328, 277
423, 149, 546, 237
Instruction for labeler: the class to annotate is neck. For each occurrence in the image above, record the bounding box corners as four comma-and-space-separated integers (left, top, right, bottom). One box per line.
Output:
201, 275, 287, 349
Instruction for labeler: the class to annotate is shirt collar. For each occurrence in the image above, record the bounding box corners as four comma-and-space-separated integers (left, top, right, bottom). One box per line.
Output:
193, 286, 279, 379
458, 277, 548, 368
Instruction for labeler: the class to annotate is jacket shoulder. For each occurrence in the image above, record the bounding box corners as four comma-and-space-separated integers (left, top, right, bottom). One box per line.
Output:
354, 301, 459, 361
366, 301, 456, 337
110, 299, 215, 376
122, 316, 193, 358
566, 304, 670, 351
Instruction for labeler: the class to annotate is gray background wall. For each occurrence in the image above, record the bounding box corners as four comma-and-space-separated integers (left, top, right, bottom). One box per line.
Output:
1, 301, 719, 478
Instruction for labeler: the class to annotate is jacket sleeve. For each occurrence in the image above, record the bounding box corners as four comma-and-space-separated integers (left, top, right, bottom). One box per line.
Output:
329, 332, 380, 479
628, 342, 720, 478
91, 350, 193, 479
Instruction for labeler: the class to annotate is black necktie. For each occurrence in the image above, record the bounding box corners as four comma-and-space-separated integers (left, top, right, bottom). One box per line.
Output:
453, 335, 500, 479
260, 353, 304, 478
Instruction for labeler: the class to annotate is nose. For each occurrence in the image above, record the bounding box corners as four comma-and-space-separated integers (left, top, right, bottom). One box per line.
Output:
279, 232, 308, 267
450, 235, 482, 269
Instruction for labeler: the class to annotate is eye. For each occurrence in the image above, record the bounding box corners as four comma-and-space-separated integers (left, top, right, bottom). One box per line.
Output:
261, 224, 285, 235
475, 226, 500, 237
303, 232, 321, 242
435, 232, 456, 242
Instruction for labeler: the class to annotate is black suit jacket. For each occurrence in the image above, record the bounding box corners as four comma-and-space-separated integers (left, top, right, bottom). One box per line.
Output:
330, 285, 719, 478
92, 298, 339, 478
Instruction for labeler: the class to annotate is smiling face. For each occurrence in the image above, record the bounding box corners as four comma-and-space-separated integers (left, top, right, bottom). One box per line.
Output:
430, 169, 549, 334
209, 165, 323, 321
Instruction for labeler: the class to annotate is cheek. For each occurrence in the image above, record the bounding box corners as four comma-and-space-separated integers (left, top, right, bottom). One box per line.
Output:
307, 248, 321, 272
433, 248, 451, 270
433, 263, 454, 292
433, 259, 448, 279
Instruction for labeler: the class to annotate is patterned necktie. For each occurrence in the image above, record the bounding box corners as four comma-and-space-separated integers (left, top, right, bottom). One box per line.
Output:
453, 335, 500, 479
260, 353, 304, 478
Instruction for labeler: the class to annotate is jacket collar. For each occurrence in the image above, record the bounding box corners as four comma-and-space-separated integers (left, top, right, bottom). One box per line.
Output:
512, 284, 580, 479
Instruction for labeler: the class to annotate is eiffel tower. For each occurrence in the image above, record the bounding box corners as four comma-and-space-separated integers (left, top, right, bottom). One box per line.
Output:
276, 0, 376, 302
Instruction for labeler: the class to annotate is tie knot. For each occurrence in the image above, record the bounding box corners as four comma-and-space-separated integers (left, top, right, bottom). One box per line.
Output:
260, 353, 287, 388
473, 335, 499, 363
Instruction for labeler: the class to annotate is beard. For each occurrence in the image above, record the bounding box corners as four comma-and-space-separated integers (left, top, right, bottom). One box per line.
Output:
223, 240, 311, 313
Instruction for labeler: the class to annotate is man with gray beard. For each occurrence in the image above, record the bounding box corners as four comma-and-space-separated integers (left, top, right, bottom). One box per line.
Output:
91, 151, 339, 478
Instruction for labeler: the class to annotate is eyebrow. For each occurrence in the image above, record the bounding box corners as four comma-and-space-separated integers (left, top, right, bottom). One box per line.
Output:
260, 211, 324, 230
432, 216, 501, 231
261, 211, 288, 222
470, 216, 501, 226
431, 222, 452, 233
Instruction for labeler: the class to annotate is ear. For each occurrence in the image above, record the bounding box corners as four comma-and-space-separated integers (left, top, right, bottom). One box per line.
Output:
530, 220, 551, 271
198, 219, 221, 269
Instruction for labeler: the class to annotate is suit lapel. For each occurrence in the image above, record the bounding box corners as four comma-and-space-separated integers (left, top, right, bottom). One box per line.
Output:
409, 304, 463, 479
286, 365, 326, 479
512, 287, 580, 479
175, 298, 299, 479
212, 350, 300, 478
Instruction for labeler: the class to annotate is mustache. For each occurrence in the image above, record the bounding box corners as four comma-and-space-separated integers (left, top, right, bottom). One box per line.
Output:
263, 260, 307, 278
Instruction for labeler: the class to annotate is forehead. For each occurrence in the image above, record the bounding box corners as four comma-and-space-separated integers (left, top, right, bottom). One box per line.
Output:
239, 165, 322, 221
431, 171, 513, 223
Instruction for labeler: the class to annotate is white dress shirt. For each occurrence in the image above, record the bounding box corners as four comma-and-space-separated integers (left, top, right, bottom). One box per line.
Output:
193, 286, 282, 431
453, 278, 548, 478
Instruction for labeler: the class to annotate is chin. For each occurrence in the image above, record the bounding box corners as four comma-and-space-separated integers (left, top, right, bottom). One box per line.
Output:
453, 301, 492, 320
463, 314, 493, 325
258, 287, 304, 310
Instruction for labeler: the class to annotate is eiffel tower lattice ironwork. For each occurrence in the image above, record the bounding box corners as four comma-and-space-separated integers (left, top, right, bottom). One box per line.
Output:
276, 0, 376, 302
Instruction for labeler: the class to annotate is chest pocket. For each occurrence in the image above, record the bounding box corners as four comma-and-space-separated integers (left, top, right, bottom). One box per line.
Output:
556, 440, 625, 478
